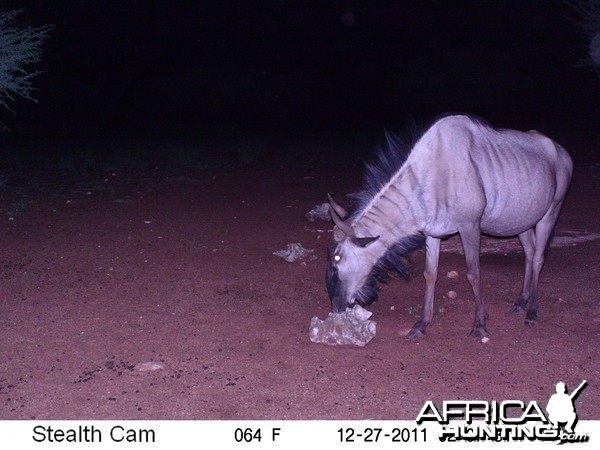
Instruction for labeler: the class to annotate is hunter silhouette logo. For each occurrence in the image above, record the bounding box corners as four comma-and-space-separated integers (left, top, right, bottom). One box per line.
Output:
546, 380, 587, 434
417, 379, 590, 443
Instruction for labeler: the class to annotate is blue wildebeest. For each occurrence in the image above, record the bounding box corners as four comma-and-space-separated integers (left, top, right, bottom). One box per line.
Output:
326, 114, 573, 338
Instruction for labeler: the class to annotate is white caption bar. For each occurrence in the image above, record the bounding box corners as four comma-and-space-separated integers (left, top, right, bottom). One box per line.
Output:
0, 420, 596, 450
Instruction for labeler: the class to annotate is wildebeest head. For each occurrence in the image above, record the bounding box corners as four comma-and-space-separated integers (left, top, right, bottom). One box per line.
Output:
326, 194, 385, 312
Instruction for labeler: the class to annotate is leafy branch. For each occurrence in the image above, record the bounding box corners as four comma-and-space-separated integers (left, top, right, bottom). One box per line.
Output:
0, 10, 52, 120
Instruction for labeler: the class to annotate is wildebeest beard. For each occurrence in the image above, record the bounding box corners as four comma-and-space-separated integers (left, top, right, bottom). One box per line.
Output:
327, 234, 425, 308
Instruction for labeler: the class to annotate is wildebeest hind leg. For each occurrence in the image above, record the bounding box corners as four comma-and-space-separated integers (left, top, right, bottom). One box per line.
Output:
524, 203, 563, 327
459, 225, 489, 337
514, 229, 535, 313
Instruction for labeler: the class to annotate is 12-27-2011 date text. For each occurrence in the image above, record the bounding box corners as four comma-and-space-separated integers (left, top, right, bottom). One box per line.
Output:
338, 427, 426, 443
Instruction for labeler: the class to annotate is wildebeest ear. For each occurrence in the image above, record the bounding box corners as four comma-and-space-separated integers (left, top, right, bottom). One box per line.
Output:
351, 236, 380, 248
333, 227, 346, 242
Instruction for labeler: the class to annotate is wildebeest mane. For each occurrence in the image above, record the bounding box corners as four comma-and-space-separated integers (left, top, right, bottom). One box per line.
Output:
344, 122, 430, 306
375, 233, 426, 280
349, 124, 425, 218
357, 233, 425, 306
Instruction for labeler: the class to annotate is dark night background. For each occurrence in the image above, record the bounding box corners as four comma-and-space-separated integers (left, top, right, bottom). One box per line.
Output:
1, 0, 598, 168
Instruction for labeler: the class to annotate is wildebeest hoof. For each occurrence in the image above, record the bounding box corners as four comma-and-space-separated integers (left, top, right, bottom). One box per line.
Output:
512, 298, 527, 313
525, 319, 537, 328
407, 328, 425, 339
469, 327, 488, 338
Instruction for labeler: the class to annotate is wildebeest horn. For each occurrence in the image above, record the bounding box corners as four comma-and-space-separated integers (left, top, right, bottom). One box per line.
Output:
329, 205, 354, 238
327, 193, 348, 218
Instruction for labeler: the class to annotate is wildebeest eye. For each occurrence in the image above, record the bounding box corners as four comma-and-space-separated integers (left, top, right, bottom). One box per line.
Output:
333, 255, 341, 262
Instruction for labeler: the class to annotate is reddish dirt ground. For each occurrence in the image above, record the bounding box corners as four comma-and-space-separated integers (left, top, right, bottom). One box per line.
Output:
0, 160, 598, 420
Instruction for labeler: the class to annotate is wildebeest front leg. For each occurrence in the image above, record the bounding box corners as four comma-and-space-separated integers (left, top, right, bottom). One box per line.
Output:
514, 229, 535, 313
408, 236, 440, 338
459, 225, 488, 337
